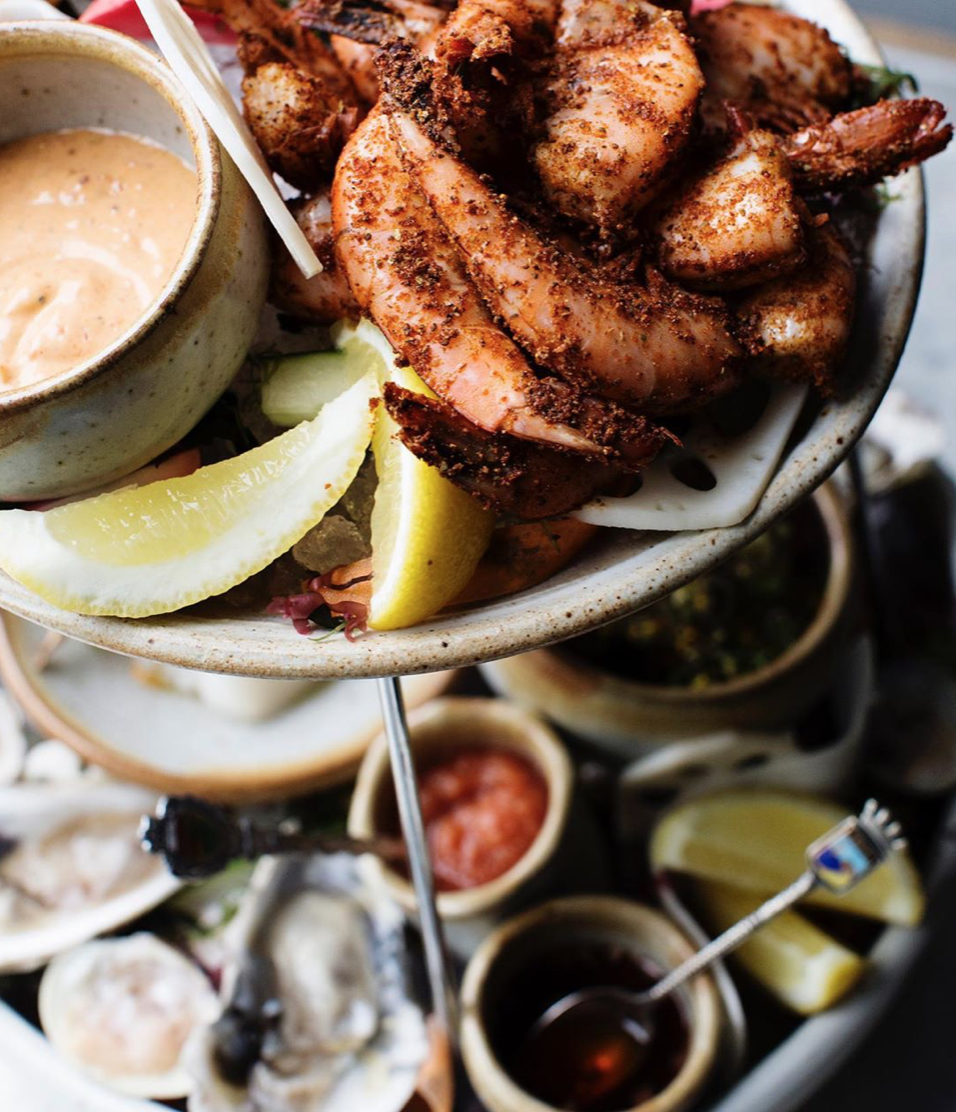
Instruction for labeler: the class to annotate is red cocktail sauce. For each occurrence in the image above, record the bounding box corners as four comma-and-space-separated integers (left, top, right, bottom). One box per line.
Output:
417, 747, 548, 891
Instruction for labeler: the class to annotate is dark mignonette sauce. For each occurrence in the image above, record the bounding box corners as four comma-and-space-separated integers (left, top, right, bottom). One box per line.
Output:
489, 941, 690, 1111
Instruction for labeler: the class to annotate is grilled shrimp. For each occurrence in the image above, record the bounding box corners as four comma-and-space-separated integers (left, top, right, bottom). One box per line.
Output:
332, 111, 668, 465
692, 2, 852, 134
654, 125, 807, 291
783, 98, 953, 193
426, 0, 558, 165
736, 222, 855, 394
383, 48, 741, 412
534, 0, 703, 236
297, 0, 448, 103
242, 62, 360, 190
383, 384, 621, 518
270, 192, 359, 322
192, 0, 356, 97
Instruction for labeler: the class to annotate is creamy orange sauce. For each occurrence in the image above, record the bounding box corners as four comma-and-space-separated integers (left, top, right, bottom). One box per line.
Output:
0, 129, 196, 390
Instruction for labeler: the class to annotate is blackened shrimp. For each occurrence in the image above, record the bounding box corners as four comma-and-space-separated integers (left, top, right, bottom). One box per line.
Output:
692, 2, 852, 134
192, 0, 356, 97
382, 52, 741, 413
783, 98, 953, 193
654, 126, 807, 291
297, 0, 448, 103
383, 384, 622, 519
242, 62, 360, 190
332, 111, 668, 464
270, 191, 359, 323
736, 222, 855, 394
533, 0, 704, 237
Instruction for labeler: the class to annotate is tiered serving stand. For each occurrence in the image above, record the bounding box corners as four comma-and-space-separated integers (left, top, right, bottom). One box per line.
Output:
0, 0, 946, 1108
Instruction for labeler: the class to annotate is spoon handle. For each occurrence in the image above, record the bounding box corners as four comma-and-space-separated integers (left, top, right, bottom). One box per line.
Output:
641, 871, 818, 1004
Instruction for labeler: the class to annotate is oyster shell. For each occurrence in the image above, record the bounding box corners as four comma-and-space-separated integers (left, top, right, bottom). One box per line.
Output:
38, 932, 220, 1099
186, 854, 433, 1112
0, 781, 180, 971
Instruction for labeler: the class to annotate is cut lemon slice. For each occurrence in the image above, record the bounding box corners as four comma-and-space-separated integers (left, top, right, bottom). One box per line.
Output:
696, 880, 867, 1014
650, 790, 924, 927
329, 324, 495, 630
0, 374, 377, 618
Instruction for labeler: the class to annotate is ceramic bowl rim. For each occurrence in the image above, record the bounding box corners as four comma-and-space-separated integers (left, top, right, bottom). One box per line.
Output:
348, 697, 574, 918
0, 20, 220, 414
0, 610, 457, 801
539, 480, 854, 704
0, 0, 924, 678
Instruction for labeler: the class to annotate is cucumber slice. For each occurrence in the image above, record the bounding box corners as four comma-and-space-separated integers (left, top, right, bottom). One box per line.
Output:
261, 351, 368, 427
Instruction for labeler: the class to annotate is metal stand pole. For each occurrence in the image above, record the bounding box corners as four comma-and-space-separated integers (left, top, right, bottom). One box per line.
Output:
377, 676, 459, 1047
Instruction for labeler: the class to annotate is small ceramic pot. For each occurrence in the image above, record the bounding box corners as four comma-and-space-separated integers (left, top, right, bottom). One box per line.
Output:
0, 21, 269, 500
460, 896, 721, 1112
348, 697, 573, 921
481, 483, 855, 753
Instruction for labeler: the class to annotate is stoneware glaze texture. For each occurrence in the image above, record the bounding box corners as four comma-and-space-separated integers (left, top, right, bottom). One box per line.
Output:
0, 1, 925, 677
0, 22, 269, 500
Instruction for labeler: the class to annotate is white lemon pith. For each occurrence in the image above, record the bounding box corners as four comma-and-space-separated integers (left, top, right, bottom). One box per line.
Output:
0, 374, 377, 617
696, 880, 867, 1014
650, 789, 925, 927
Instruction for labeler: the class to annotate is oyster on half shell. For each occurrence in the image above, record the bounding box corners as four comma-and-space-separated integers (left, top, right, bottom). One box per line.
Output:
0, 780, 180, 971
186, 854, 435, 1112
38, 932, 220, 1100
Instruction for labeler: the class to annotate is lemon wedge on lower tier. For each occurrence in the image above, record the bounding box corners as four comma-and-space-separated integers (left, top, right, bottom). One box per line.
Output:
0, 373, 377, 618
650, 789, 924, 927
696, 880, 867, 1014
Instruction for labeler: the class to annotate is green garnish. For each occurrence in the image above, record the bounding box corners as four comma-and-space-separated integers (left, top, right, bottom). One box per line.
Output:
852, 63, 918, 109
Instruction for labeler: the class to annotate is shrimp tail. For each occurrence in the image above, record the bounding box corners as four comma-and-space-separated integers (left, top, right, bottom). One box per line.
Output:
383, 384, 623, 520
785, 98, 953, 193
296, 0, 408, 44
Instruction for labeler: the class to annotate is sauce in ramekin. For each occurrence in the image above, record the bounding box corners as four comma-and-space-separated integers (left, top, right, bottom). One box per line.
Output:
416, 747, 548, 891
0, 129, 196, 389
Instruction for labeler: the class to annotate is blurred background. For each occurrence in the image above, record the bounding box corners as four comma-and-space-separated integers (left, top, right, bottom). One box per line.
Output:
803, 4, 956, 1109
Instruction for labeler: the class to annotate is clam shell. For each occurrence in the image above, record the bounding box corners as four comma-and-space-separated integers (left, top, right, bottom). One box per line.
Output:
0, 781, 180, 971
39, 932, 220, 1099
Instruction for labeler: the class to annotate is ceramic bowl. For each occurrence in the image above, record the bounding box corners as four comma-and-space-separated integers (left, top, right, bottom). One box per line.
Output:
481, 482, 856, 752
0, 21, 269, 500
460, 896, 721, 1112
348, 697, 574, 920
0, 0, 923, 674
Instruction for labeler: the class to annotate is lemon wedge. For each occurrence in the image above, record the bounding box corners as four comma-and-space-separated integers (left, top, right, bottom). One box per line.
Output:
650, 790, 925, 927
0, 374, 377, 618
317, 320, 494, 629
696, 880, 867, 1014
369, 360, 494, 629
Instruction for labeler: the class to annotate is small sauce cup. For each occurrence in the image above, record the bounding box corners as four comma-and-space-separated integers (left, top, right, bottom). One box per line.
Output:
0, 21, 269, 500
461, 896, 721, 1112
348, 696, 573, 922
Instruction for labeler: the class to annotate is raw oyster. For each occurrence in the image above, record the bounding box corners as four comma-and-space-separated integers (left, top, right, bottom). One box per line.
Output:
186, 854, 435, 1112
0, 780, 180, 971
38, 932, 220, 1099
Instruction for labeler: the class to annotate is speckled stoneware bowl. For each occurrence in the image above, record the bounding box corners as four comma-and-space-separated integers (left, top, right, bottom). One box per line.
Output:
348, 697, 574, 920
479, 482, 856, 751
0, 0, 926, 676
0, 21, 269, 500
460, 897, 721, 1112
